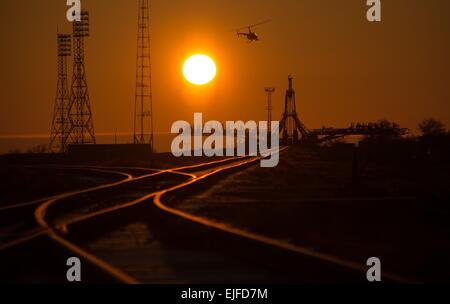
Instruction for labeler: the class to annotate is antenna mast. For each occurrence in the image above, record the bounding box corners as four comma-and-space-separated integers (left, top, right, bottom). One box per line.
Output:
134, 0, 154, 149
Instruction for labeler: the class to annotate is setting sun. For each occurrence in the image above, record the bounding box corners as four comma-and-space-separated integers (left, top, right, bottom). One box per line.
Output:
183, 54, 217, 86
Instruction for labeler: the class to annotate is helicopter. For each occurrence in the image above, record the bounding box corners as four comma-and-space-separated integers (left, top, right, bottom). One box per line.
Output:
236, 20, 271, 42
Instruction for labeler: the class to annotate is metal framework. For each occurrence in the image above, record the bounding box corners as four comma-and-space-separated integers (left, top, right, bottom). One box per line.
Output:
278, 76, 408, 145
67, 10, 96, 145
280, 76, 309, 144
265, 87, 275, 131
134, 0, 154, 148
49, 34, 72, 152
312, 123, 409, 143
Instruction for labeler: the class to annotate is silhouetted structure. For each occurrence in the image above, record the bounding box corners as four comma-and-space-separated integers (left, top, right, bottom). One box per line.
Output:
280, 76, 310, 144
312, 122, 408, 143
265, 87, 275, 131
49, 33, 72, 152
134, 0, 154, 149
67, 10, 96, 145
278, 76, 408, 145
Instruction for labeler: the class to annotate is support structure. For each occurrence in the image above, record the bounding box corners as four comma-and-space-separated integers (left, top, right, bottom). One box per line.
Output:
134, 0, 154, 149
49, 33, 72, 153
280, 76, 310, 144
265, 87, 275, 132
67, 10, 96, 145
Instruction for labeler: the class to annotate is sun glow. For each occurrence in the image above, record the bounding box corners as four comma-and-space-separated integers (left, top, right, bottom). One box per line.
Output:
183, 54, 217, 86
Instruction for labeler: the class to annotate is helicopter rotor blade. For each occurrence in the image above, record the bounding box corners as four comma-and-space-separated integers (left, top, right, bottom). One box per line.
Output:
236, 19, 272, 31
248, 19, 272, 28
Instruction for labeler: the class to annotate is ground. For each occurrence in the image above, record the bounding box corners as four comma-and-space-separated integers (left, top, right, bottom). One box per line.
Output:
174, 145, 450, 282
1, 144, 450, 283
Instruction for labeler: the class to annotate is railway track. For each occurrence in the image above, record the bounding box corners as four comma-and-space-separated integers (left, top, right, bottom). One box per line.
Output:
0, 149, 416, 283
0, 156, 258, 282
0, 157, 245, 248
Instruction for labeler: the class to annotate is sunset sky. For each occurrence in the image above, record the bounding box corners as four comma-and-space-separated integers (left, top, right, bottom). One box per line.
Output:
0, 0, 449, 138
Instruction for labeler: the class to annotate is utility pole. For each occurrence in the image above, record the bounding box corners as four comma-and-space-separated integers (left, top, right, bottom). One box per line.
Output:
49, 33, 72, 153
265, 87, 275, 134
134, 0, 154, 151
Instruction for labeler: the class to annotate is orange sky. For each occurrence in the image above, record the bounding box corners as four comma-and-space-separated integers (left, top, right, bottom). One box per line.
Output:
0, 0, 449, 138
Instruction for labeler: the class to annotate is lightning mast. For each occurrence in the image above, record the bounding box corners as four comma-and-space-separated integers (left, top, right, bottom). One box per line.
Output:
67, 10, 96, 145
134, 0, 154, 149
49, 33, 72, 152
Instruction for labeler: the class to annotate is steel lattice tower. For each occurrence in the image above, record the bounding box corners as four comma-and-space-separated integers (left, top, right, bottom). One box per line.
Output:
67, 11, 96, 145
134, 0, 154, 149
49, 34, 72, 153
280, 76, 310, 144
